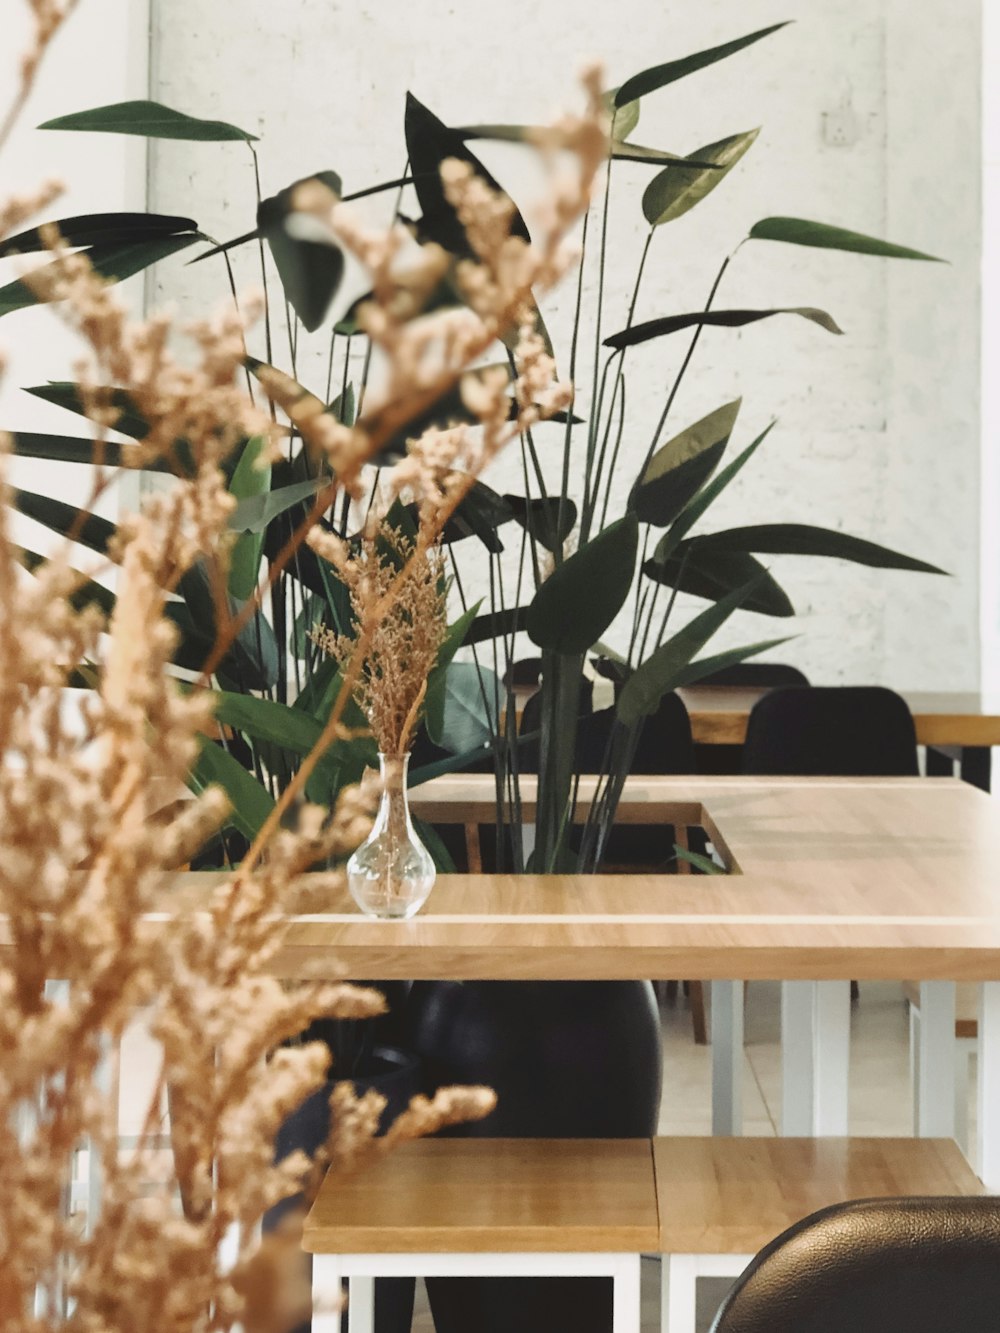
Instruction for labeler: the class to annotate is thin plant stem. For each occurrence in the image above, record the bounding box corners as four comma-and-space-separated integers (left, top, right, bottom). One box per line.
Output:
249, 147, 274, 372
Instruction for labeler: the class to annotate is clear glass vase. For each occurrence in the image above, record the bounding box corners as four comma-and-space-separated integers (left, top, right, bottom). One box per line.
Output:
347, 752, 436, 919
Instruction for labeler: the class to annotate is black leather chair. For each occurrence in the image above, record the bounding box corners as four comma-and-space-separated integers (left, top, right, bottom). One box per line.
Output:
741, 685, 919, 777
709, 1196, 1000, 1333
694, 663, 810, 774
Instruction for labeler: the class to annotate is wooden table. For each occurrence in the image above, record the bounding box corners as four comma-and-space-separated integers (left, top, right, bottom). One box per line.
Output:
166, 775, 1000, 1185
677, 687, 1000, 789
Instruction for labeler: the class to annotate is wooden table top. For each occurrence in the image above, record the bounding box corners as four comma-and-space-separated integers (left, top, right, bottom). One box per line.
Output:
202, 775, 1000, 983
676, 687, 1000, 748
304, 1138, 659, 1254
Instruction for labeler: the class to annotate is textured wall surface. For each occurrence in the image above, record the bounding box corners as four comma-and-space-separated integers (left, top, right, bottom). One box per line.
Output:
146, 0, 982, 689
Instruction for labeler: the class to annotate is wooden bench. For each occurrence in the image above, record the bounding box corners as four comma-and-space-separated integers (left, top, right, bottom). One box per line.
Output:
655, 1136, 984, 1333
302, 1137, 659, 1333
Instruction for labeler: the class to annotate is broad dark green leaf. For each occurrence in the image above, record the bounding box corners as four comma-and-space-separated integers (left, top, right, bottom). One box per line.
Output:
411, 815, 458, 873
258, 171, 345, 332
40, 100, 256, 142
291, 591, 328, 659
643, 128, 759, 226
10, 487, 116, 555
605, 306, 842, 350
632, 400, 741, 527
601, 87, 640, 140
178, 562, 280, 690
439, 481, 513, 553
188, 739, 274, 843
504, 494, 577, 553
617, 571, 768, 726
0, 234, 203, 317
688, 524, 948, 574
0, 212, 198, 258
429, 661, 501, 752
405, 93, 529, 257
527, 514, 638, 654
425, 602, 482, 743
615, 22, 791, 105
658, 422, 775, 561
409, 740, 494, 786
748, 217, 944, 262
227, 435, 271, 599
643, 545, 794, 617
212, 690, 323, 755
228, 478, 325, 534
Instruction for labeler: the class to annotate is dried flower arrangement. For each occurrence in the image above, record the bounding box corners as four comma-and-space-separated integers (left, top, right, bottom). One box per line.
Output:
0, 5, 607, 1326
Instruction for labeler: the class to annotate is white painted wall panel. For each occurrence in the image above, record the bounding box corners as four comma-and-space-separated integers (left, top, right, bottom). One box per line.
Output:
146, 0, 981, 689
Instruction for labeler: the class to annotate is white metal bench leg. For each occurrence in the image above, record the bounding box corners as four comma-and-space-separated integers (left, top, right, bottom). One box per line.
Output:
710, 980, 743, 1134
916, 980, 956, 1137
978, 981, 1000, 1188
781, 981, 815, 1134
610, 1253, 641, 1333
812, 980, 850, 1135
661, 1253, 754, 1333
348, 1274, 375, 1333
311, 1255, 344, 1333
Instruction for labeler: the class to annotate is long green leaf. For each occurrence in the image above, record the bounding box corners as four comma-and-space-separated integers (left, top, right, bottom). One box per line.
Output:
605, 306, 842, 350
10, 487, 116, 555
39, 100, 256, 142
212, 690, 323, 755
465, 605, 527, 646
227, 436, 271, 599
430, 661, 501, 752
748, 216, 944, 262
456, 124, 719, 168
632, 401, 741, 527
643, 545, 794, 617
178, 563, 279, 690
670, 637, 796, 687
615, 22, 791, 105
23, 382, 151, 441
504, 493, 578, 553
0, 234, 203, 317
0, 211, 198, 258
527, 514, 638, 655
228, 478, 325, 534
617, 571, 767, 726
188, 739, 274, 843
688, 524, 949, 574
643, 128, 759, 226
658, 422, 775, 560
18, 548, 116, 614
9, 431, 139, 469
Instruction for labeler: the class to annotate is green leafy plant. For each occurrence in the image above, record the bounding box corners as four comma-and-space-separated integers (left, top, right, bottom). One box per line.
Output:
6, 20, 946, 875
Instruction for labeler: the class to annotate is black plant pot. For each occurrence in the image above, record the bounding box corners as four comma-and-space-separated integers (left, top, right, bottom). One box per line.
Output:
269, 1042, 422, 1333
404, 979, 662, 1333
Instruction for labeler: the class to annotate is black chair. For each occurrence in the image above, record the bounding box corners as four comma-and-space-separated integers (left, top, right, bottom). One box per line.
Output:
694, 663, 810, 775
709, 1196, 1000, 1333
742, 685, 919, 777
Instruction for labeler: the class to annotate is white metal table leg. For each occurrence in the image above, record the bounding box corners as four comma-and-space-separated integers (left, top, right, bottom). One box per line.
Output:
312, 1255, 344, 1333
781, 981, 815, 1134
710, 981, 743, 1134
663, 1254, 697, 1333
347, 1274, 375, 1333
610, 1253, 641, 1333
978, 981, 1000, 1187
916, 980, 957, 1137
812, 980, 850, 1135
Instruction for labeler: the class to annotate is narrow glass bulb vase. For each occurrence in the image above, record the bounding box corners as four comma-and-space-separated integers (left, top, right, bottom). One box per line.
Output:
347, 752, 436, 919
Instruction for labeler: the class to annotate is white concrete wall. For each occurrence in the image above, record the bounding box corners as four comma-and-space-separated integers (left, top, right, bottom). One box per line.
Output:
144, 0, 981, 689
0, 0, 150, 544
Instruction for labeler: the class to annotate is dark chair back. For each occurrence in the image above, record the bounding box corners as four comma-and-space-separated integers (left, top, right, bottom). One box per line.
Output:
742, 685, 919, 777
698, 662, 809, 689
709, 1196, 1000, 1333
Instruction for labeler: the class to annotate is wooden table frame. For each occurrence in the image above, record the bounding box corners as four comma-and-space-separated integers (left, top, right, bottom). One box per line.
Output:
167, 775, 1000, 1187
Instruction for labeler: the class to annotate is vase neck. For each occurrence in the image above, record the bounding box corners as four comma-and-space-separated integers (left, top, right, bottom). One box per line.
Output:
377, 752, 410, 788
